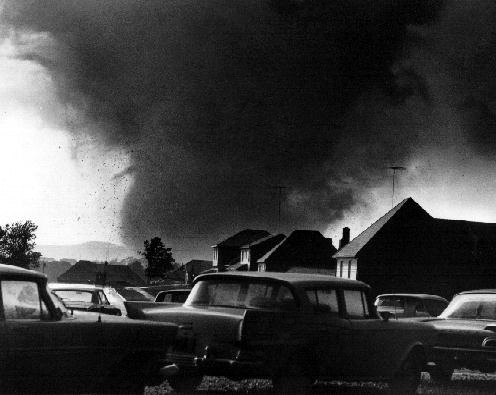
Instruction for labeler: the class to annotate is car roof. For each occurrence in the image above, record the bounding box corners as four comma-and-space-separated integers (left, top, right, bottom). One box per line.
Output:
48, 283, 104, 291
194, 271, 370, 289
0, 264, 46, 280
459, 289, 496, 295
376, 293, 448, 302
157, 289, 191, 294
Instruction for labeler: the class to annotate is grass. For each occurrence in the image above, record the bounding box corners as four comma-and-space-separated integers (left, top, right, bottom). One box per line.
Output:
147, 371, 496, 394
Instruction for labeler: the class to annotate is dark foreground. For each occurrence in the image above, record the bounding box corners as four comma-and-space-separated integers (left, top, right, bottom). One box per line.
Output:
146, 371, 496, 395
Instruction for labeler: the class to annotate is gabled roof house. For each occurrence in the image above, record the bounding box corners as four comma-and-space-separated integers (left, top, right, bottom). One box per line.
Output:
334, 197, 496, 298
212, 229, 270, 271
57, 261, 146, 287
258, 230, 337, 274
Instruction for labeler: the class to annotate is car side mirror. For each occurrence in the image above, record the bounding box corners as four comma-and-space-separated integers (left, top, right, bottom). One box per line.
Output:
379, 311, 394, 322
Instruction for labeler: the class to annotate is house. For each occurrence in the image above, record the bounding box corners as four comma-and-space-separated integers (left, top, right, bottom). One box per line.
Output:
333, 197, 496, 298
239, 234, 286, 271
212, 229, 270, 271
257, 230, 337, 274
57, 260, 146, 287
185, 260, 213, 283
38, 260, 72, 283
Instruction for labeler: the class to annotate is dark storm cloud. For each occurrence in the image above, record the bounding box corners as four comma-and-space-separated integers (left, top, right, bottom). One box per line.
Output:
1, 0, 445, 255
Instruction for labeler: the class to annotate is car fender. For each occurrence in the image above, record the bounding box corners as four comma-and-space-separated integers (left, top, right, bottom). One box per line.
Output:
398, 341, 427, 372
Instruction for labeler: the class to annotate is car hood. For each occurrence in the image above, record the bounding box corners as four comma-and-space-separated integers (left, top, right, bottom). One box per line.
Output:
423, 318, 496, 332
422, 318, 496, 349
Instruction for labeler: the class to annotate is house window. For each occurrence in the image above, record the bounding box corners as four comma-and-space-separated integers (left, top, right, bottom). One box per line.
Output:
339, 261, 344, 277
347, 260, 352, 279
258, 263, 266, 272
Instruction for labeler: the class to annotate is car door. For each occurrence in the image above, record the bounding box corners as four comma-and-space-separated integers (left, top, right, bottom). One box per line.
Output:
303, 287, 352, 378
1, 279, 103, 390
340, 288, 412, 379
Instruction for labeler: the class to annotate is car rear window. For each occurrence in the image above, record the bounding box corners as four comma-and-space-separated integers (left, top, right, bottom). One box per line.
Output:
52, 290, 98, 309
187, 279, 296, 310
376, 296, 405, 309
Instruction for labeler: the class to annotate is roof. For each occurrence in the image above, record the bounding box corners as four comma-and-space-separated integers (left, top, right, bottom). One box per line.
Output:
376, 294, 448, 302
213, 229, 270, 248
0, 263, 46, 279
48, 283, 105, 291
58, 261, 146, 286
257, 230, 336, 265
226, 262, 248, 271
241, 234, 284, 248
257, 237, 287, 263
185, 259, 212, 267
334, 198, 430, 258
287, 266, 336, 276
194, 271, 369, 288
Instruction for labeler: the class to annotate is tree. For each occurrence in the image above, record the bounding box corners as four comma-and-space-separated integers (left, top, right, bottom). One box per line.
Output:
0, 220, 41, 269
139, 237, 175, 283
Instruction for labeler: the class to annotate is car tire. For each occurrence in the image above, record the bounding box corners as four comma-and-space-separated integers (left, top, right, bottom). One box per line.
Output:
429, 365, 453, 383
272, 375, 314, 395
272, 355, 314, 395
167, 373, 203, 393
388, 352, 422, 395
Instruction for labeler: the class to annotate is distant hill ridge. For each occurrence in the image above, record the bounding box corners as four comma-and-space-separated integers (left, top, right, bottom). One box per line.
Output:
35, 241, 138, 262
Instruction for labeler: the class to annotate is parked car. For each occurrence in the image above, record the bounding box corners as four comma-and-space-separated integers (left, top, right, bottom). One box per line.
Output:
424, 289, 496, 382
116, 286, 155, 301
0, 263, 178, 393
154, 288, 191, 303
124, 289, 192, 319
141, 284, 186, 297
141, 272, 437, 394
375, 294, 449, 319
49, 283, 125, 316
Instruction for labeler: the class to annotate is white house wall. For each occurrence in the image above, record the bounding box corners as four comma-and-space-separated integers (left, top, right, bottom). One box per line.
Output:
336, 258, 357, 280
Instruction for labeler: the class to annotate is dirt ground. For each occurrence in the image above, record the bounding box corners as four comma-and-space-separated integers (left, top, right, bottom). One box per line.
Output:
146, 371, 496, 394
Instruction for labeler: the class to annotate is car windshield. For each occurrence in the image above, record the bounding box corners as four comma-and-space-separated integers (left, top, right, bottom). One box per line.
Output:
376, 296, 405, 309
52, 290, 96, 308
185, 279, 297, 311
440, 293, 496, 320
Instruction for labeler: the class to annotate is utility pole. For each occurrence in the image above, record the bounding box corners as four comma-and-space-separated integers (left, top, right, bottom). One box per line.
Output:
388, 166, 406, 208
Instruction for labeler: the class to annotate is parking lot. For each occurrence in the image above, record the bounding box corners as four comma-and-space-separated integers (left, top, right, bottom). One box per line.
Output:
147, 371, 496, 394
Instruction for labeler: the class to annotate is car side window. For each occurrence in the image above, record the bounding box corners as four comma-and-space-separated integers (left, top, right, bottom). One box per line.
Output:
2, 280, 42, 320
162, 293, 173, 302
306, 288, 339, 315
343, 289, 370, 319
246, 283, 297, 310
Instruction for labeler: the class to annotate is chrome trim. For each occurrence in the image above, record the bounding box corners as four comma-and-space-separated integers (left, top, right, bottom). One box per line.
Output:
482, 337, 496, 348
434, 346, 496, 353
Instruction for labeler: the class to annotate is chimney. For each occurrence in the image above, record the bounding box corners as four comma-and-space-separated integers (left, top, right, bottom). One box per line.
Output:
339, 227, 350, 249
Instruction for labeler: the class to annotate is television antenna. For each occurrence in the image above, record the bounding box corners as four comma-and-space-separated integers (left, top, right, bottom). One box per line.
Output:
267, 185, 287, 231
388, 166, 406, 208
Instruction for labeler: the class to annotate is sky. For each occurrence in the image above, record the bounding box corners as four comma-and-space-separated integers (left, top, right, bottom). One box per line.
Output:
1, 0, 496, 262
